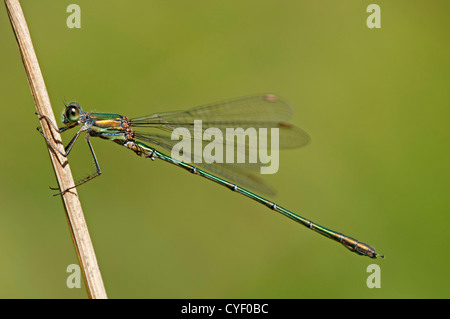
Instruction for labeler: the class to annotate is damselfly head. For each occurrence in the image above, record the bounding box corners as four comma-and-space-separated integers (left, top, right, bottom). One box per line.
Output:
63, 102, 82, 125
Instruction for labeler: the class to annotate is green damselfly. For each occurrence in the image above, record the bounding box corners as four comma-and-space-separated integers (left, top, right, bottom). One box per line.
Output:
37, 94, 383, 259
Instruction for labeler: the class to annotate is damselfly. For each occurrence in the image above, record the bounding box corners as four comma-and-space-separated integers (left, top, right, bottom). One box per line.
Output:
37, 94, 383, 258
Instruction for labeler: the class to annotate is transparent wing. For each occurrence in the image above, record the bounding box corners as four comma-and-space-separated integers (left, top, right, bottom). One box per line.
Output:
131, 94, 311, 195
132, 94, 293, 123
131, 94, 310, 150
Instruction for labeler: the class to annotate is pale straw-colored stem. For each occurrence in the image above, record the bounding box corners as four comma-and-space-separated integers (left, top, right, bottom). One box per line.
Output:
5, 0, 107, 299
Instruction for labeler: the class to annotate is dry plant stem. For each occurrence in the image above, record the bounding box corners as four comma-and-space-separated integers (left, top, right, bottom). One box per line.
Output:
5, 0, 107, 299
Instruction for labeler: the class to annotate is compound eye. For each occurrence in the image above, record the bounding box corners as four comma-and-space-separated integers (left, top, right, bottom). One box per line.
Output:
65, 105, 80, 122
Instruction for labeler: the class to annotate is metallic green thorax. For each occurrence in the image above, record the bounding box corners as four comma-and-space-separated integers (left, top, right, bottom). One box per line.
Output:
88, 113, 128, 143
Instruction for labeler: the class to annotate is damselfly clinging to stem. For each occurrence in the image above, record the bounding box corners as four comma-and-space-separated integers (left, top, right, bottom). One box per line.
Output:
37, 94, 383, 259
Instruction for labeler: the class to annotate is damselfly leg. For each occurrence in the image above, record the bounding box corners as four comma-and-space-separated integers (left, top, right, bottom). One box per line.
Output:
36, 112, 102, 195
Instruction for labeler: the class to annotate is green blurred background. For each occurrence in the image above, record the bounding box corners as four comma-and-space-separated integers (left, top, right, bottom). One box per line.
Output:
1, 1, 448, 298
